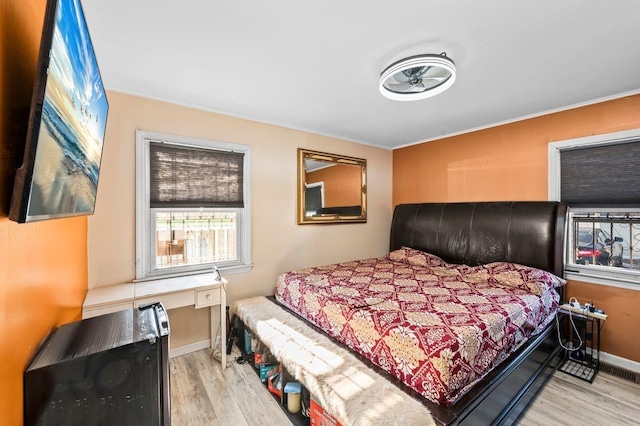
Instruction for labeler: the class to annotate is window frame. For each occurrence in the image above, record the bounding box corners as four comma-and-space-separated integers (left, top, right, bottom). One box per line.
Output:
136, 130, 252, 281
548, 128, 640, 290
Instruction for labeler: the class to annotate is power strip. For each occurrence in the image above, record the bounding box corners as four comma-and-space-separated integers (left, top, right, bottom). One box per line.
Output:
559, 303, 608, 320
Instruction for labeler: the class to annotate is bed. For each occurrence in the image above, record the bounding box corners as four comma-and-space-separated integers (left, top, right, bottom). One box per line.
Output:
272, 201, 567, 425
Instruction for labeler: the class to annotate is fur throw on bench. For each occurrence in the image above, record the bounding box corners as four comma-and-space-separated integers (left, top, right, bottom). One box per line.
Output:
234, 296, 435, 426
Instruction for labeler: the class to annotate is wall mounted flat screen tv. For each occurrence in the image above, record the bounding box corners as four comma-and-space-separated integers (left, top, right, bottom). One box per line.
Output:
9, 0, 108, 223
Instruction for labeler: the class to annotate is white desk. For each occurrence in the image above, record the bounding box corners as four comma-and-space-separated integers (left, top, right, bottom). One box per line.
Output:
83, 273, 227, 367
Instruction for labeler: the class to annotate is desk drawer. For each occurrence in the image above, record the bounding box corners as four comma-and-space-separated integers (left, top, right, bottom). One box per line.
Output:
83, 302, 134, 319
136, 291, 194, 310
196, 287, 221, 308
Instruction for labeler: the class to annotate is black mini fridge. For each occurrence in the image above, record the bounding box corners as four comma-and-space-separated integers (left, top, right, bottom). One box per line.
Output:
24, 303, 171, 426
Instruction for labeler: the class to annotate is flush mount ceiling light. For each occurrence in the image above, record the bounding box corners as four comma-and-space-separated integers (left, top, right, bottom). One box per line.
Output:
379, 53, 456, 101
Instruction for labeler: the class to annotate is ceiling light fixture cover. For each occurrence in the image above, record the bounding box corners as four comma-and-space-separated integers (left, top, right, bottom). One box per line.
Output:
379, 53, 456, 101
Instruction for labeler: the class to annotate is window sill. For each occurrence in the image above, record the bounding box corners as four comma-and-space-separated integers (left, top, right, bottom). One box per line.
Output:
219, 264, 252, 275
564, 270, 640, 291
135, 263, 252, 283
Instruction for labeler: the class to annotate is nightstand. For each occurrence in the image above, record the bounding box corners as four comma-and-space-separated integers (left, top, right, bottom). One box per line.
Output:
557, 306, 606, 383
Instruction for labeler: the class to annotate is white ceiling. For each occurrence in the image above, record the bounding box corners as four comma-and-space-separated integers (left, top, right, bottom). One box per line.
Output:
82, 0, 640, 149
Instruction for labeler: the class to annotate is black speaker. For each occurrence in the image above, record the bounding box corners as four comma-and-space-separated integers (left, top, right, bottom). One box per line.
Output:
24, 304, 170, 426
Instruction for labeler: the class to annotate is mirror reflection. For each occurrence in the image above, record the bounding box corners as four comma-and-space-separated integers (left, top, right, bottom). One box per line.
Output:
297, 149, 367, 224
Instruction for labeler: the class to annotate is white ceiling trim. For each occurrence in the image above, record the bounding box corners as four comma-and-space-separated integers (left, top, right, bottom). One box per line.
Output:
394, 88, 640, 150
110, 86, 640, 153
106, 87, 393, 151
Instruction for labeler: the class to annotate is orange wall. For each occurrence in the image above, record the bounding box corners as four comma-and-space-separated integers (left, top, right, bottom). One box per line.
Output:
565, 280, 639, 361
393, 95, 640, 362
0, 1, 88, 424
307, 164, 362, 207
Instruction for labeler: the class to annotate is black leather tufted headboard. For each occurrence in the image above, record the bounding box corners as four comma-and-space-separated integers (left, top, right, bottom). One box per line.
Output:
390, 202, 566, 278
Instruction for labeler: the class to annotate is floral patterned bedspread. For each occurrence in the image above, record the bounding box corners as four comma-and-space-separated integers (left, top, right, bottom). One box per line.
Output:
275, 247, 564, 405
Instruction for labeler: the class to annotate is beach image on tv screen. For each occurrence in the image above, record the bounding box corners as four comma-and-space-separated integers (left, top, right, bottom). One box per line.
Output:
27, 0, 108, 220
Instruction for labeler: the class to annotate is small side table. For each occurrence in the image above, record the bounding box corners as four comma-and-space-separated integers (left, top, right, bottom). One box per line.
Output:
557, 307, 605, 383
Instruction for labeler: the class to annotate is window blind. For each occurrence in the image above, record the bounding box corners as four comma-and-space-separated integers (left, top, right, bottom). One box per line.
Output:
560, 139, 640, 206
305, 185, 322, 214
150, 142, 244, 208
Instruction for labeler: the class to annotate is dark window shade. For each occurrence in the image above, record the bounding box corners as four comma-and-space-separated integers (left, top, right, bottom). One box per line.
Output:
150, 143, 244, 208
560, 140, 640, 206
305, 185, 322, 213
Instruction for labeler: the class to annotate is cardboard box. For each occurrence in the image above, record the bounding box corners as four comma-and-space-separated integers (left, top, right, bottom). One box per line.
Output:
254, 352, 264, 367
310, 398, 342, 426
254, 347, 275, 367
259, 364, 280, 382
267, 370, 283, 399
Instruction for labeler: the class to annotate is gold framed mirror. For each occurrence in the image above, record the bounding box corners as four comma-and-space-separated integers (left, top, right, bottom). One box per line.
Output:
297, 148, 367, 224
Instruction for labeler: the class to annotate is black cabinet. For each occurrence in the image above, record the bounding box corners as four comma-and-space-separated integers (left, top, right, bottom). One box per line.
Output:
24, 304, 171, 426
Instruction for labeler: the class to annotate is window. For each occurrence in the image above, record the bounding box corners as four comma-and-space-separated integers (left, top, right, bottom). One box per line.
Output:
136, 131, 251, 280
304, 182, 323, 216
568, 210, 640, 269
549, 129, 640, 288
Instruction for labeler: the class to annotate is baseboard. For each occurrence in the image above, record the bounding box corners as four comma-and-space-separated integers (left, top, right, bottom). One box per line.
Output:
170, 339, 210, 358
600, 351, 640, 374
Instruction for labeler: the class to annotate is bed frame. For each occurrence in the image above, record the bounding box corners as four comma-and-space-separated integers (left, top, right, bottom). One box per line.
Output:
389, 201, 567, 425
255, 201, 566, 425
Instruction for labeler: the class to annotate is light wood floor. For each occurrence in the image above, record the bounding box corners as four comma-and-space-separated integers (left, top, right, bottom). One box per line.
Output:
170, 349, 640, 425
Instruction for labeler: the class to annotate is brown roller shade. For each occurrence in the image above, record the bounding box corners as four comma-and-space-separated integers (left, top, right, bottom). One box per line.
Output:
560, 139, 640, 206
150, 142, 244, 208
